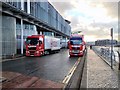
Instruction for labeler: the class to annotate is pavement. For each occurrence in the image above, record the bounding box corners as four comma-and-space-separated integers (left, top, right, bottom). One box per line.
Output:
84, 48, 119, 88
1, 54, 25, 63
1, 71, 64, 89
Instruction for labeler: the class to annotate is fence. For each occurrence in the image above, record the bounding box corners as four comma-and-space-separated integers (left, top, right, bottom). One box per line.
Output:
92, 46, 120, 70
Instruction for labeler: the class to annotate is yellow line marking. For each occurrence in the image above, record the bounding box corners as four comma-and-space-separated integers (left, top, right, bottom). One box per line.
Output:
62, 57, 81, 84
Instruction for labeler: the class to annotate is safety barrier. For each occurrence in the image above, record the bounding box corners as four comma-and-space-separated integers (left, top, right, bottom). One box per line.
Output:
92, 46, 120, 70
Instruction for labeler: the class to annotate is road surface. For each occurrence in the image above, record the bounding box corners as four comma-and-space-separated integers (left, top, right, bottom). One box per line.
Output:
2, 49, 80, 82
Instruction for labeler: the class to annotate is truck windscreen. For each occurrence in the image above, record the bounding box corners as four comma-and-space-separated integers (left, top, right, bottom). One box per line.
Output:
26, 38, 39, 45
70, 38, 82, 45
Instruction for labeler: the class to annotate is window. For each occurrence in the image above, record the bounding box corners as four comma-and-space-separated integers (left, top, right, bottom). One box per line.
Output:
70, 37, 82, 45
26, 38, 39, 45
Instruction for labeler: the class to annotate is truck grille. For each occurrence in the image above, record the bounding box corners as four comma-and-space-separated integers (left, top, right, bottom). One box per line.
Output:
29, 51, 35, 55
28, 47, 36, 50
72, 47, 80, 50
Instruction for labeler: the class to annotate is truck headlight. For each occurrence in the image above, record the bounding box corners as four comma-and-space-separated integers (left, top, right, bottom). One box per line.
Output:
36, 51, 39, 54
26, 51, 30, 53
80, 51, 83, 53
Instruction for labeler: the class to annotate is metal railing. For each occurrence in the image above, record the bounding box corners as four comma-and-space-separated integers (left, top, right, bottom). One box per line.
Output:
92, 46, 120, 70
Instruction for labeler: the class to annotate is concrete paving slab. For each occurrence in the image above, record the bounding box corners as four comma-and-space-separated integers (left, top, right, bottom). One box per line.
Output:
30, 78, 64, 88
2, 74, 35, 88
2, 71, 22, 81
87, 48, 119, 88
1, 71, 64, 89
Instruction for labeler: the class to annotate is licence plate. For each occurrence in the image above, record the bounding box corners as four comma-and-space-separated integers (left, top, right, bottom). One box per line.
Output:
74, 54, 78, 55
72, 50, 79, 53
30, 55, 34, 56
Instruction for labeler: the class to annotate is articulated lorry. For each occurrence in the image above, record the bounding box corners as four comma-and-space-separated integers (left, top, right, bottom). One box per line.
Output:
68, 35, 86, 57
25, 35, 61, 56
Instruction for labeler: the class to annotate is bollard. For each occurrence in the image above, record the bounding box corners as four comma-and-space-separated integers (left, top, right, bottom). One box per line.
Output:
117, 51, 120, 70
113, 54, 115, 65
90, 45, 92, 49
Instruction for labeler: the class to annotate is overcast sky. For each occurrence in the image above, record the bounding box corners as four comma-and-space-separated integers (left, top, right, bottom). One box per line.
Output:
49, 0, 119, 42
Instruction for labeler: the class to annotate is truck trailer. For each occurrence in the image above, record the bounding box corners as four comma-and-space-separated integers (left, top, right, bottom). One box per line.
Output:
68, 35, 86, 57
25, 35, 61, 56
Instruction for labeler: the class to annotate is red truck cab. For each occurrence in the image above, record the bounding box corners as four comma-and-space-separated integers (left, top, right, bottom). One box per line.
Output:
69, 35, 85, 57
25, 35, 61, 56
25, 35, 44, 56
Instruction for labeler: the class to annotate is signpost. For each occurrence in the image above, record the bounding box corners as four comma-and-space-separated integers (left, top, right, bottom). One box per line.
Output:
111, 28, 113, 69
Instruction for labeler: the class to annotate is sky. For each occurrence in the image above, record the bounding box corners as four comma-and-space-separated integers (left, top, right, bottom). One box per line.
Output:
48, 0, 119, 42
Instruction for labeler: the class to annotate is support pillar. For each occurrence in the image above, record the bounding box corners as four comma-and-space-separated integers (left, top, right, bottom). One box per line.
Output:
27, 0, 30, 14
21, 19, 23, 54
21, 0, 24, 11
65, 37, 68, 48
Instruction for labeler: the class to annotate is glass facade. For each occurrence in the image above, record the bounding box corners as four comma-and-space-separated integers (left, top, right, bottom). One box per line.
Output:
43, 32, 54, 36
6, 0, 71, 36
16, 20, 37, 50
7, 1, 21, 10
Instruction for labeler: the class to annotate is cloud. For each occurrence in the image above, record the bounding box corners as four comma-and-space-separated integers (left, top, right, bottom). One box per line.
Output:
72, 20, 118, 41
88, 2, 118, 19
49, 1, 74, 17
49, 0, 119, 41
102, 2, 118, 19
90, 21, 118, 33
70, 16, 80, 29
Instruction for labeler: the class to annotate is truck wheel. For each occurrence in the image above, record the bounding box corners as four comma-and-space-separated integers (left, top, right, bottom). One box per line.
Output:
56, 49, 60, 53
44, 51, 49, 55
58, 49, 60, 52
48, 51, 50, 54
42, 52, 45, 56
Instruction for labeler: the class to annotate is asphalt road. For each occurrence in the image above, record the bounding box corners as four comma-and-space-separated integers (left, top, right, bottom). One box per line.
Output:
2, 49, 80, 82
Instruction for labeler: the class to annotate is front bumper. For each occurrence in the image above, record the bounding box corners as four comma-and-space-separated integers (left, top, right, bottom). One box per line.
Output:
26, 51, 43, 56
69, 50, 84, 56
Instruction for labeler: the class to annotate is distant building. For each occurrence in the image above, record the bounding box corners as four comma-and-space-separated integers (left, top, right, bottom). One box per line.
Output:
86, 42, 95, 46
117, 41, 120, 46
95, 39, 118, 46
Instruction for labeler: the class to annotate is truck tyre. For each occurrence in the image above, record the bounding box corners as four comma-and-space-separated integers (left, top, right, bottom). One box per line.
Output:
58, 49, 60, 52
44, 51, 50, 55
56, 49, 60, 53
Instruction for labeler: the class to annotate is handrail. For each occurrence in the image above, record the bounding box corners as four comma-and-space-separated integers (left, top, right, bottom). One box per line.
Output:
92, 46, 119, 70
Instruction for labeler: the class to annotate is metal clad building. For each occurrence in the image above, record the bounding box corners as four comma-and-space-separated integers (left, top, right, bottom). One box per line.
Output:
0, 12, 2, 59
95, 39, 118, 46
1, 0, 71, 58
2, 15, 16, 57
